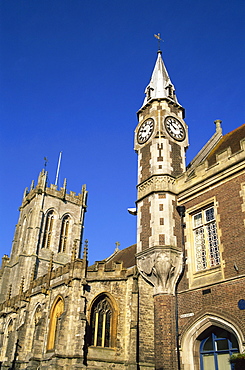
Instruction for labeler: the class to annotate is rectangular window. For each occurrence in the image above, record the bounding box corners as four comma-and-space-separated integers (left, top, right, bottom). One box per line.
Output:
193, 206, 220, 271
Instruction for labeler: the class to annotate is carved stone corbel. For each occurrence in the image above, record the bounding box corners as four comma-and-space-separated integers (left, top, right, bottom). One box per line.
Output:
136, 246, 182, 295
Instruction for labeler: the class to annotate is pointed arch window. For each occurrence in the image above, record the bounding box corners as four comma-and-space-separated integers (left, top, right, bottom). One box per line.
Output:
42, 211, 54, 249
17, 216, 28, 255
200, 327, 239, 370
20, 216, 27, 246
30, 305, 43, 355
90, 294, 116, 348
47, 296, 64, 351
34, 305, 42, 324
58, 215, 70, 253
3, 319, 15, 362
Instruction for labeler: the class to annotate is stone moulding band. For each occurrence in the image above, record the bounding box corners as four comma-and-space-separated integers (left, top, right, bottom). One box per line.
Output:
137, 175, 176, 199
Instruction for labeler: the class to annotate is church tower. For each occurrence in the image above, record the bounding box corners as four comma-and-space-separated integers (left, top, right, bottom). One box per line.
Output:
134, 50, 188, 369
0, 170, 87, 302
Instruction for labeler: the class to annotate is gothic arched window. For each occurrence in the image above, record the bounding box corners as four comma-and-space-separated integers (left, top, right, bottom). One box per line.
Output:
47, 296, 64, 351
3, 319, 15, 362
30, 304, 43, 356
34, 305, 42, 324
58, 215, 70, 253
90, 294, 115, 348
42, 210, 54, 249
199, 326, 239, 370
20, 216, 27, 247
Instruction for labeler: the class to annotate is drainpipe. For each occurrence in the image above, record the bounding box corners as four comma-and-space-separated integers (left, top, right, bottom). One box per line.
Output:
176, 205, 186, 370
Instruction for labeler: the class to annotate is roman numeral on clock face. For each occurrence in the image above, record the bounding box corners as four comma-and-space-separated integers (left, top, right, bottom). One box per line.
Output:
137, 118, 155, 144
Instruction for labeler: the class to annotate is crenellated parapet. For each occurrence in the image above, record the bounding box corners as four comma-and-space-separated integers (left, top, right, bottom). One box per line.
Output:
0, 170, 88, 302
87, 260, 137, 280
0, 255, 10, 278
21, 169, 87, 209
0, 257, 87, 312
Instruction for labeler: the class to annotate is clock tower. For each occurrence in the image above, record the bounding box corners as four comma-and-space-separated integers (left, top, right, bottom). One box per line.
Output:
134, 50, 188, 369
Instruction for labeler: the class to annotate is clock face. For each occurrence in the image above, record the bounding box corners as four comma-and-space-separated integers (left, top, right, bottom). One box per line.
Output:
137, 118, 154, 144
164, 116, 186, 141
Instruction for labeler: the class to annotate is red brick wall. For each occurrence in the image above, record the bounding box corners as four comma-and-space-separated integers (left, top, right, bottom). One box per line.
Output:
215, 175, 245, 278
154, 294, 177, 370
180, 172, 245, 283
140, 142, 152, 183
170, 141, 183, 177
178, 277, 245, 346
140, 198, 152, 250
176, 172, 245, 353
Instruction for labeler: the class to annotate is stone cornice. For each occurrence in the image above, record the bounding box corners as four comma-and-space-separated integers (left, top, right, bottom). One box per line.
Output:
137, 174, 177, 201
177, 145, 245, 202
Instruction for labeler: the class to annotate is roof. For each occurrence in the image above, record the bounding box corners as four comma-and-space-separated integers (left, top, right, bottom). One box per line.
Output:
187, 120, 223, 172
140, 51, 179, 109
207, 123, 245, 167
103, 244, 136, 269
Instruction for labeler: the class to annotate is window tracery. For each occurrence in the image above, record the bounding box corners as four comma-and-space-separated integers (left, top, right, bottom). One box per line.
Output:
20, 217, 27, 248
199, 327, 239, 370
34, 305, 42, 325
90, 295, 114, 348
47, 296, 64, 351
3, 319, 15, 362
58, 215, 70, 253
42, 210, 54, 249
193, 206, 220, 271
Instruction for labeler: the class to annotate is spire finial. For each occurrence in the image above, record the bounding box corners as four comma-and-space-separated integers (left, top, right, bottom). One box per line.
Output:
214, 119, 222, 135
7, 284, 12, 300
30, 266, 36, 282
71, 240, 78, 262
154, 33, 164, 53
44, 157, 48, 169
83, 239, 88, 261
19, 276, 25, 296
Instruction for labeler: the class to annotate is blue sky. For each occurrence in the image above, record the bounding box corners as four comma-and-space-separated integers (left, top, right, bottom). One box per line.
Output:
0, 0, 244, 264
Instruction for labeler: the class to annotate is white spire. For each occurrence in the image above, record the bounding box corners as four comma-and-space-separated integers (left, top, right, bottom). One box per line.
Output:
141, 51, 179, 108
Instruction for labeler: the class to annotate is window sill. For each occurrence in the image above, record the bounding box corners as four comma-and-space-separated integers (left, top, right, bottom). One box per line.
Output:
88, 346, 116, 361
193, 265, 221, 277
190, 265, 223, 288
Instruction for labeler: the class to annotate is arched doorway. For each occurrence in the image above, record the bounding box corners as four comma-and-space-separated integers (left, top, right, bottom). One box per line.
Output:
198, 326, 239, 370
181, 315, 243, 370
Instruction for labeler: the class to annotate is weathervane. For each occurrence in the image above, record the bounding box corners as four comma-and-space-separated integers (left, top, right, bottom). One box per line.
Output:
154, 33, 164, 51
